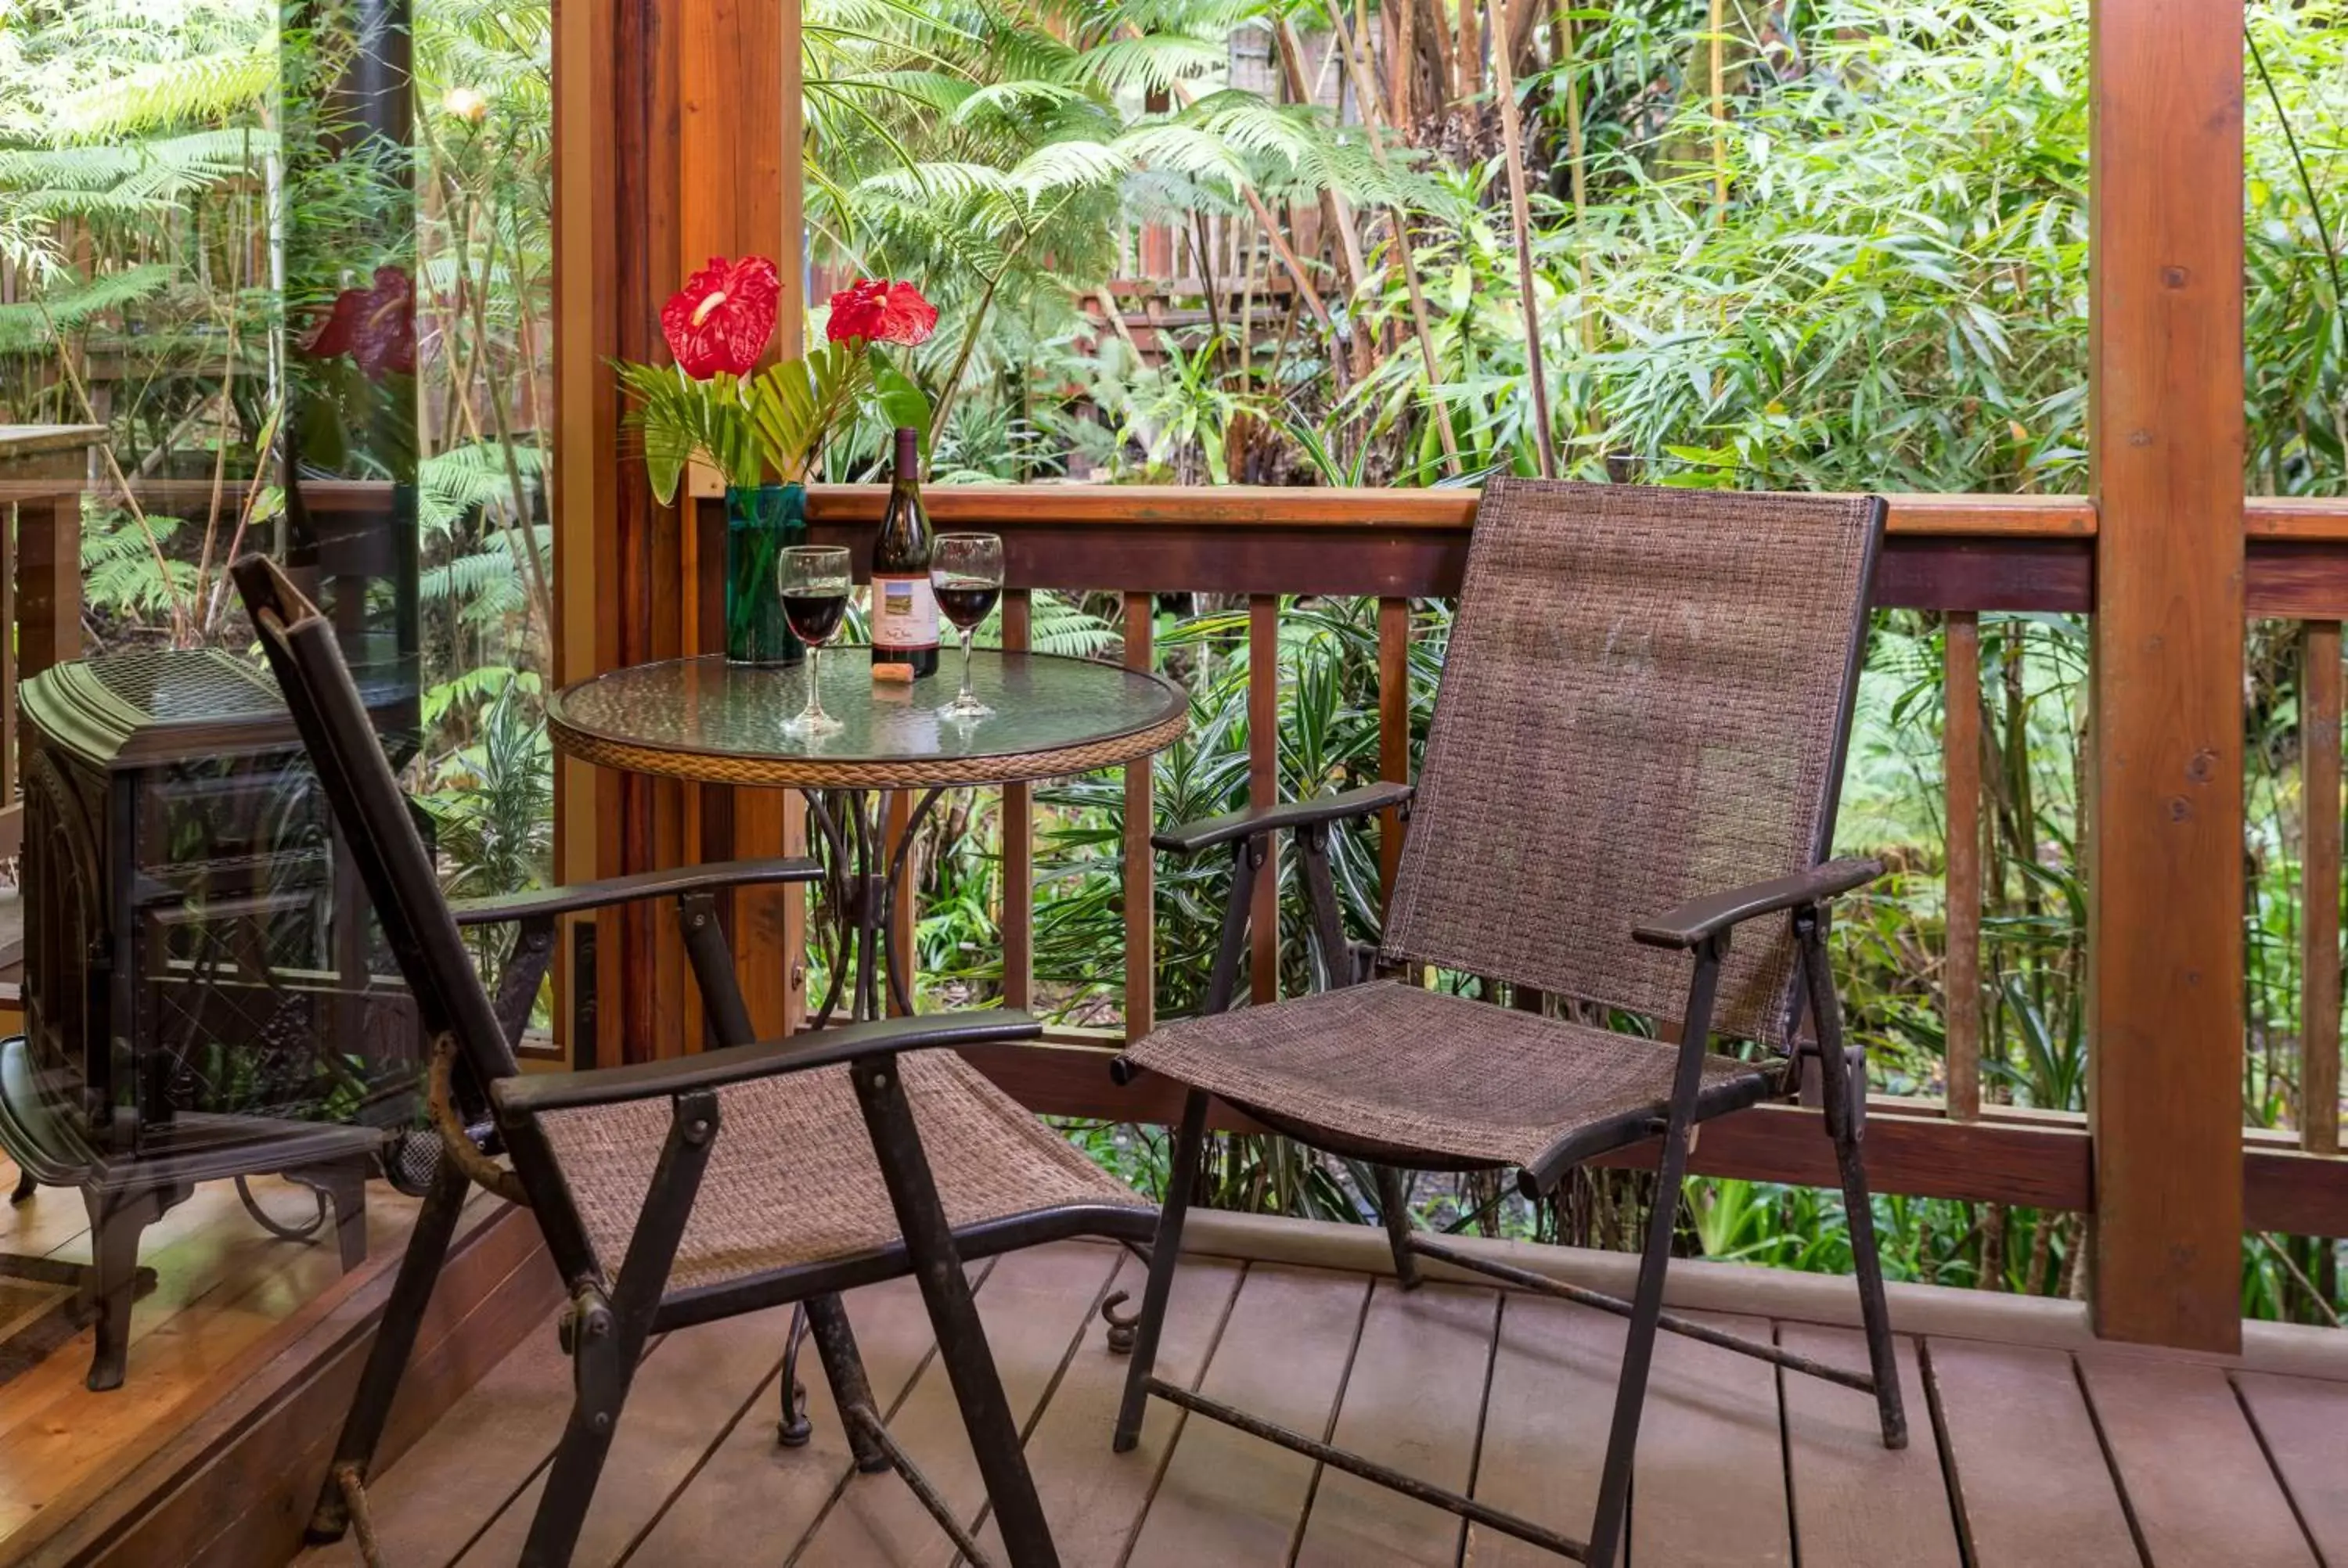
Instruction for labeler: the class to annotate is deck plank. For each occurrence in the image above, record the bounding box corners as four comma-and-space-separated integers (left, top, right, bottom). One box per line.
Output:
0, 1184, 416, 1529
959, 1253, 1245, 1567
1293, 1280, 1498, 1568
1464, 1294, 1623, 1567
0, 1160, 102, 1257
1777, 1323, 1960, 1568
790, 1241, 1122, 1568
623, 1271, 956, 1566
2235, 1371, 2348, 1566
454, 1309, 786, 1566
2078, 1353, 2318, 1567
1123, 1263, 1371, 1568
1924, 1339, 2137, 1568
1631, 1309, 1792, 1568
295, 1311, 578, 1568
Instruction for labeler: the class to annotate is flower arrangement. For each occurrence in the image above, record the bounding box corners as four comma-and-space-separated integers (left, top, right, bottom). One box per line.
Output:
615, 255, 935, 503
614, 257, 937, 665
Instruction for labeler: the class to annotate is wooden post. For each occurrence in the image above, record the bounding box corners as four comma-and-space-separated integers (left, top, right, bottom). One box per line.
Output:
690, 0, 808, 1040
2086, 0, 2246, 1351
2301, 622, 2341, 1156
16, 492, 80, 684
1944, 611, 1982, 1123
556, 0, 805, 1060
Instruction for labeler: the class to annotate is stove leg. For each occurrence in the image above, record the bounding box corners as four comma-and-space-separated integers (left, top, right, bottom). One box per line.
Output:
81, 1180, 189, 1390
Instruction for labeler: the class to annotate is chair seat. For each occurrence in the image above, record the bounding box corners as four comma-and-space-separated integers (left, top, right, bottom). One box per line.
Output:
1124, 981, 1780, 1171
538, 1051, 1148, 1293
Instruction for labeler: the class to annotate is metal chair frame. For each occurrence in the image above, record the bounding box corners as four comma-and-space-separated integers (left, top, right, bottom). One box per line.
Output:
1107, 489, 1905, 1568
233, 556, 1148, 1568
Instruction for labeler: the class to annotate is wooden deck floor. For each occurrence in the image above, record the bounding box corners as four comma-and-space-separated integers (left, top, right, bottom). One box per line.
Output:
0, 1158, 427, 1563
294, 1228, 2348, 1568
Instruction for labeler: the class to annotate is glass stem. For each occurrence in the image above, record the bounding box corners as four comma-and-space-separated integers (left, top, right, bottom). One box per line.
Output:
806, 644, 824, 722
960, 629, 976, 706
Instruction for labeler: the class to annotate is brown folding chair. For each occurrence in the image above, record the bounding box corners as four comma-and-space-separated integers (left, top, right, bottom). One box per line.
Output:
1109, 480, 1904, 1566
232, 556, 1152, 1568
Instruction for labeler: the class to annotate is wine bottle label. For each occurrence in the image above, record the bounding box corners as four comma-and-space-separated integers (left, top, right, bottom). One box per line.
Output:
872, 574, 940, 652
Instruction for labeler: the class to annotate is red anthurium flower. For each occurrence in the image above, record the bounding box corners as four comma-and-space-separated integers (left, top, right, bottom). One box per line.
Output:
662, 254, 781, 379
304, 266, 416, 379
826, 279, 938, 347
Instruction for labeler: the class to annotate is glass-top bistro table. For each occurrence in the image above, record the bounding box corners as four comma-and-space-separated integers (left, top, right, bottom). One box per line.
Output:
547, 649, 1188, 1023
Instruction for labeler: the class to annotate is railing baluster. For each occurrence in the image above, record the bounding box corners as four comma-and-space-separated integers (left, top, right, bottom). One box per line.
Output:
1124, 592, 1157, 1040
1250, 594, 1280, 1003
888, 788, 913, 1018
1944, 610, 1983, 1123
2302, 620, 2342, 1156
1002, 589, 1033, 1012
1377, 595, 1410, 911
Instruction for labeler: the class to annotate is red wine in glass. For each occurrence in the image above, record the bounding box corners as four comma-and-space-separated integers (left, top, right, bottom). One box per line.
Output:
783, 588, 848, 645
778, 545, 851, 736
934, 578, 1001, 631
930, 534, 1003, 720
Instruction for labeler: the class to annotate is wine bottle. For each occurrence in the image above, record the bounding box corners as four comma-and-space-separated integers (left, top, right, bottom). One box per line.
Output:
870, 426, 940, 678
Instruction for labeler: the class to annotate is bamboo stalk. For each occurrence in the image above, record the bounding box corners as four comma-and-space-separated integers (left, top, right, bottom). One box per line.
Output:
1457, 0, 1482, 99
1326, 1, 1464, 477
1709, 0, 1730, 220
1487, 0, 1557, 477
1555, 0, 1596, 352
1275, 15, 1372, 376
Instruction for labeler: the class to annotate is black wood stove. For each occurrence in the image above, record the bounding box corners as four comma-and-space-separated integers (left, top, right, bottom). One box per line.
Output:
0, 648, 420, 1389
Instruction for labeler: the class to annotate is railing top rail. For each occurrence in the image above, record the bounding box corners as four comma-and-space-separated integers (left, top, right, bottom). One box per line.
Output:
805, 484, 2106, 538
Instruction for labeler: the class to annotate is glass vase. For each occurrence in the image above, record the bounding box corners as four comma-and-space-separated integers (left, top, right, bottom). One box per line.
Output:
724, 481, 805, 665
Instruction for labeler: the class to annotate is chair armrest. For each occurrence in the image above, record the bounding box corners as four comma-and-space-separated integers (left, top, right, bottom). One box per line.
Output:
491, 1009, 1043, 1117
1631, 858, 1884, 951
1151, 782, 1414, 856
449, 857, 823, 927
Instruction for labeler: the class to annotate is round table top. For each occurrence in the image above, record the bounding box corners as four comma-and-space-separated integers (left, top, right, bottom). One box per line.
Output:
546, 651, 1188, 788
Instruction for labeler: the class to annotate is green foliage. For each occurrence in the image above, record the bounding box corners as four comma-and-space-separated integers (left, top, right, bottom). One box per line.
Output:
614, 363, 764, 501
746, 341, 879, 480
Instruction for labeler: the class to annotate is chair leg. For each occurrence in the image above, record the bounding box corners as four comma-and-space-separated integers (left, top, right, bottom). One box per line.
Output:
1583, 1142, 1686, 1568
1586, 937, 1727, 1568
806, 1294, 891, 1473
307, 1158, 470, 1541
1831, 1118, 1907, 1450
1799, 907, 1909, 1451
10, 1167, 34, 1203
851, 1054, 1061, 1568
521, 1091, 718, 1568
1374, 1165, 1421, 1290
1115, 1089, 1208, 1454
776, 1303, 814, 1446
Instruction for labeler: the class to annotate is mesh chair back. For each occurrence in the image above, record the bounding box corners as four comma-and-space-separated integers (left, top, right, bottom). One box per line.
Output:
231, 555, 518, 1083
1380, 480, 1882, 1046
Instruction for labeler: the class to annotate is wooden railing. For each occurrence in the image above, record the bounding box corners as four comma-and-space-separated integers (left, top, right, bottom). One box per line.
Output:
780, 484, 2348, 1237
0, 486, 93, 869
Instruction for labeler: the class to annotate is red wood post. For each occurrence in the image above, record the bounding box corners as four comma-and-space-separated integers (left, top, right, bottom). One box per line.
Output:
2086, 0, 2247, 1350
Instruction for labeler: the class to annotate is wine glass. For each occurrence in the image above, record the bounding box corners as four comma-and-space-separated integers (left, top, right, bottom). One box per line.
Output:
931, 533, 1004, 720
779, 545, 852, 737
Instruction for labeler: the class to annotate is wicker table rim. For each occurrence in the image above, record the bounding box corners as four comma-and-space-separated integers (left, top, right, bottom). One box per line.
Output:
546, 707, 1188, 789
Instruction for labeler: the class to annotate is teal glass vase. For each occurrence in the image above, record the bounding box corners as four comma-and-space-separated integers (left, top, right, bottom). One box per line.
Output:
724, 481, 805, 665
